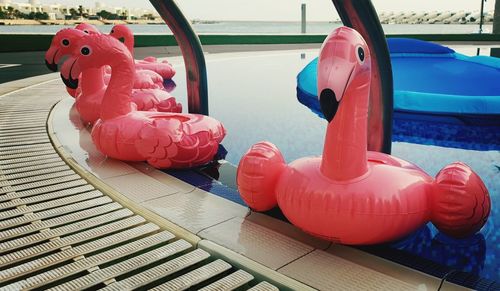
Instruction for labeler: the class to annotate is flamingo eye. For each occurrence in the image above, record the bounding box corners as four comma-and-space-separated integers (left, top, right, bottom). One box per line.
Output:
356, 46, 365, 64
83, 30, 89, 34
80, 46, 92, 56
111, 29, 114, 34
61, 39, 70, 46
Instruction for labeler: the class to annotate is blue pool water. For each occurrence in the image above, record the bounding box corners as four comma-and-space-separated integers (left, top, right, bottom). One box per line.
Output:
167, 50, 500, 287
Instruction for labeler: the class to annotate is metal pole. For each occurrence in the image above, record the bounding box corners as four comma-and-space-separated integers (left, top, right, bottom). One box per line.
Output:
149, 0, 392, 154
149, 0, 209, 115
478, 0, 486, 55
301, 3, 306, 33
479, 0, 485, 33
492, 0, 500, 57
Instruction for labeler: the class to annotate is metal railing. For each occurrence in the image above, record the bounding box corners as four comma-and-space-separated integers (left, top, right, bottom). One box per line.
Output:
149, 0, 393, 154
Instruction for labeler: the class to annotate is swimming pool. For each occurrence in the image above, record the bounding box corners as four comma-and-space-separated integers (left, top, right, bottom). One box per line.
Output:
165, 50, 499, 288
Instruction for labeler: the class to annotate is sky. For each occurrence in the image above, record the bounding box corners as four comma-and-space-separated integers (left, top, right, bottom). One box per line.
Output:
33, 0, 496, 21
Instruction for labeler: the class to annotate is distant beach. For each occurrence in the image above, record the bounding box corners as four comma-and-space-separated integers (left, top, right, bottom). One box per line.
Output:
0, 21, 492, 35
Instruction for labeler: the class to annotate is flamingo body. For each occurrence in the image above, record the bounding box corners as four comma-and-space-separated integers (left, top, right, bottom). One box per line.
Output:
62, 33, 225, 169
237, 27, 490, 245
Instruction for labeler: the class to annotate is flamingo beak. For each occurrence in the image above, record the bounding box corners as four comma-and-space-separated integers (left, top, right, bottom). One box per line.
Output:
319, 59, 355, 122
45, 59, 58, 72
44, 46, 60, 72
60, 56, 81, 89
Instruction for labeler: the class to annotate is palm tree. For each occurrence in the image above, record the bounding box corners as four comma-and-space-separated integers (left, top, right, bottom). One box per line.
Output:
7, 6, 14, 19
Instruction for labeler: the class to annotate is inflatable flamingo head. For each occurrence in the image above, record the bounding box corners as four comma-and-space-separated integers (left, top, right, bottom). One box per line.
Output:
74, 23, 100, 35
45, 28, 87, 72
61, 34, 133, 89
317, 26, 371, 121
109, 24, 134, 53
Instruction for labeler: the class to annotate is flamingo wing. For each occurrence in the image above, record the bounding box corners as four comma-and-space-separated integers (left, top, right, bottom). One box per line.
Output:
135, 118, 183, 169
134, 114, 226, 169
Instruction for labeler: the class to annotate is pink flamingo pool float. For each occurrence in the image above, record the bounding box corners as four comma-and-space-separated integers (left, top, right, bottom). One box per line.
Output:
46, 24, 166, 93
46, 28, 181, 125
237, 27, 490, 245
61, 34, 226, 169
110, 24, 176, 80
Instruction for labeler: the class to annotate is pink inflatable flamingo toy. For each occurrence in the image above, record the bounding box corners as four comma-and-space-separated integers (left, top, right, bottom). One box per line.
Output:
237, 27, 490, 245
110, 24, 176, 80
46, 24, 165, 93
61, 34, 226, 169
47, 29, 181, 125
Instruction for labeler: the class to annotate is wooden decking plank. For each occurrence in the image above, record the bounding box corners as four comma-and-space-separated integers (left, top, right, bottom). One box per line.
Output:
0, 190, 102, 220
150, 259, 232, 291
0, 215, 145, 280
0, 179, 88, 202
102, 249, 211, 291
0, 184, 94, 211
0, 174, 83, 196
1, 223, 160, 282
0, 196, 113, 230
0, 169, 75, 188
0, 202, 122, 242
199, 270, 254, 291
4, 226, 174, 290
47, 237, 189, 291
0, 165, 69, 182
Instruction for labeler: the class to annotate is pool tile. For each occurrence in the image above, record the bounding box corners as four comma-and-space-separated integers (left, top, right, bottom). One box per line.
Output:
165, 169, 214, 187
141, 188, 249, 234
246, 212, 331, 250
199, 182, 245, 205
130, 162, 196, 193
278, 249, 419, 290
326, 244, 442, 290
103, 172, 180, 203
198, 217, 313, 270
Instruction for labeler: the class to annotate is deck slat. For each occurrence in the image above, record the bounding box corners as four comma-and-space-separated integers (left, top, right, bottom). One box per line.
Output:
0, 190, 102, 220
0, 202, 122, 242
0, 175, 84, 197
0, 184, 94, 211
150, 259, 232, 291
47, 237, 189, 291
199, 270, 254, 291
0, 165, 69, 182
0, 214, 144, 277
0, 223, 161, 282
0, 161, 66, 176
0, 153, 59, 166
0, 169, 75, 187
247, 281, 280, 291
0, 149, 56, 161
3, 226, 175, 290
0, 196, 113, 230
102, 249, 211, 291
0, 143, 54, 155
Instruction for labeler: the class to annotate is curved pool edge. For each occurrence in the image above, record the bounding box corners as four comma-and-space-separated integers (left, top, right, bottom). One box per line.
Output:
47, 97, 315, 291
46, 94, 454, 290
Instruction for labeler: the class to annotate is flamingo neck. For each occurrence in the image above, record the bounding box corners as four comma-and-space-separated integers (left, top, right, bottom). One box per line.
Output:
81, 67, 105, 95
124, 34, 135, 56
320, 77, 370, 181
100, 57, 134, 120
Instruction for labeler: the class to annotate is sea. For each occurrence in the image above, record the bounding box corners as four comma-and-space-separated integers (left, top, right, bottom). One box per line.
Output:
0, 21, 493, 34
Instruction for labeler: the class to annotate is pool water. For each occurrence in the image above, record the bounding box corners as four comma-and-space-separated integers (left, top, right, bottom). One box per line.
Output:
167, 50, 499, 286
